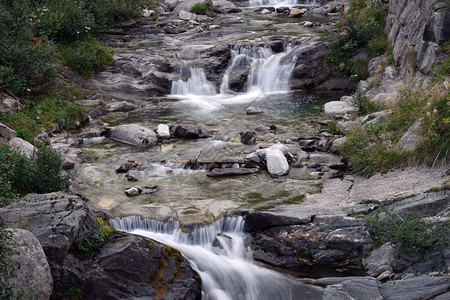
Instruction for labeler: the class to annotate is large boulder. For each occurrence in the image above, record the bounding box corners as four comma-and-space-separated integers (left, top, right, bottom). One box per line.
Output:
212, 0, 242, 13
173, 124, 211, 139
8, 137, 35, 157
173, 0, 211, 14
395, 119, 424, 152
7, 228, 53, 300
225, 55, 251, 92
53, 233, 202, 300
0, 193, 91, 264
108, 124, 158, 147
323, 101, 358, 118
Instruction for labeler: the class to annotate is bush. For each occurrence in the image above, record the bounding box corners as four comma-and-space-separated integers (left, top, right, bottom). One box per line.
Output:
60, 38, 114, 79
351, 88, 379, 115
0, 1, 59, 96
0, 227, 18, 299
368, 207, 449, 253
324, 1, 387, 79
190, 2, 214, 15
74, 218, 113, 259
0, 142, 69, 201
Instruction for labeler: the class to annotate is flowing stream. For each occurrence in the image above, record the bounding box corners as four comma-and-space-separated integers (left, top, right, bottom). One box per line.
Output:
111, 215, 322, 300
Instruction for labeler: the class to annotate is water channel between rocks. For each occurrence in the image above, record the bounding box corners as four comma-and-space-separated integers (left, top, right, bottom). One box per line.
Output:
75, 3, 348, 299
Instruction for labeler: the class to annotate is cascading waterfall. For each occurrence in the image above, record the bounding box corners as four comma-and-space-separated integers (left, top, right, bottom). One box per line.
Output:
249, 0, 297, 7
111, 216, 295, 300
220, 45, 296, 94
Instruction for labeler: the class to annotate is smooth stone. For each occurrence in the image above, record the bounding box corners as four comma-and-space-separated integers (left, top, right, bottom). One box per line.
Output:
288, 8, 305, 18
240, 131, 257, 145
323, 101, 358, 118
125, 187, 141, 196
157, 124, 171, 139
179, 10, 195, 21
246, 106, 264, 115
261, 9, 271, 14
108, 124, 158, 148
266, 149, 289, 176
9, 137, 35, 157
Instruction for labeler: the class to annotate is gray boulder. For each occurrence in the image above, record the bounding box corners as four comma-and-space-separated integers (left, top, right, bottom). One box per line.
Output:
226, 55, 251, 92
380, 275, 450, 300
173, 124, 211, 139
7, 229, 53, 300
179, 10, 196, 21
9, 137, 35, 157
395, 119, 423, 152
323, 101, 358, 118
162, 0, 184, 10
173, 0, 210, 14
108, 124, 158, 147
266, 149, 289, 176
0, 122, 16, 141
157, 124, 171, 139
363, 242, 397, 277
0, 91, 23, 114
323, 277, 381, 300
212, 0, 242, 13
240, 131, 256, 145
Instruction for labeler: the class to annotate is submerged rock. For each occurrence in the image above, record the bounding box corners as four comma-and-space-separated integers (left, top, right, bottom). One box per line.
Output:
108, 124, 158, 148
240, 131, 257, 145
125, 187, 142, 196
207, 167, 259, 177
246, 106, 264, 115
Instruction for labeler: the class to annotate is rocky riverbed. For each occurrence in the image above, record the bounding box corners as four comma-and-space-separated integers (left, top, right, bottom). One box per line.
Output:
1, 0, 449, 299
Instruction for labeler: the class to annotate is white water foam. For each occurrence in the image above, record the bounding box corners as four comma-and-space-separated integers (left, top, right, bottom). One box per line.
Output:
111, 216, 294, 300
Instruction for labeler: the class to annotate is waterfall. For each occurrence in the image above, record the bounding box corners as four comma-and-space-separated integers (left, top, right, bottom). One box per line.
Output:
171, 67, 217, 96
111, 216, 295, 300
219, 45, 296, 94
248, 0, 298, 7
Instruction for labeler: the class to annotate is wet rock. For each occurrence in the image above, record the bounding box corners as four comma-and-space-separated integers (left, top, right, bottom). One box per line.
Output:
363, 242, 397, 277
254, 125, 271, 131
246, 106, 264, 115
0, 122, 16, 142
164, 27, 187, 34
125, 187, 141, 196
245, 152, 261, 164
266, 149, 289, 176
226, 55, 251, 92
240, 131, 257, 145
323, 277, 381, 299
297, 150, 310, 161
116, 161, 139, 173
220, 17, 244, 25
7, 228, 53, 300
288, 9, 305, 18
9, 137, 35, 157
380, 275, 450, 300
108, 124, 158, 148
105, 101, 138, 112
207, 167, 260, 177
0, 91, 23, 113
254, 7, 275, 13
395, 119, 424, 152
62, 157, 76, 170
276, 7, 290, 14
162, 0, 183, 10
173, 124, 211, 139
323, 101, 358, 118
303, 21, 313, 27
125, 173, 139, 181
157, 124, 171, 140
261, 9, 272, 14
212, 0, 242, 13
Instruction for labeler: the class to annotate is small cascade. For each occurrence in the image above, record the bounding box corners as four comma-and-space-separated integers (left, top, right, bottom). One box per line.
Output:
249, 0, 298, 7
220, 45, 296, 94
111, 216, 294, 300
171, 67, 217, 96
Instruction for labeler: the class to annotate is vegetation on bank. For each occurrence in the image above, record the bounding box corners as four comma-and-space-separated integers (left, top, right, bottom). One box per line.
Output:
368, 207, 449, 254
324, 0, 390, 81
190, 2, 214, 15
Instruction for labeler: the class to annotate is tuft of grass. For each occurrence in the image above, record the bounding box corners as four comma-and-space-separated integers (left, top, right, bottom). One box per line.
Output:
352, 88, 380, 115
190, 2, 214, 15
327, 122, 340, 135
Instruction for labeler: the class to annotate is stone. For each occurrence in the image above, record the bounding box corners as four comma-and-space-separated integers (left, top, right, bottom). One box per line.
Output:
62, 157, 76, 170
245, 152, 260, 163
116, 161, 139, 173
363, 242, 397, 277
377, 270, 394, 281
380, 275, 450, 300
179, 10, 195, 21
164, 27, 187, 34
0, 91, 23, 114
108, 124, 158, 148
207, 168, 259, 177
0, 193, 92, 264
266, 149, 289, 176
240, 131, 256, 145
330, 137, 347, 154
173, 124, 210, 139
157, 124, 171, 139
0, 122, 16, 141
7, 229, 53, 300
315, 76, 357, 91
261, 9, 271, 14
125, 187, 141, 196
288, 9, 305, 18
225, 55, 251, 92
246, 106, 264, 115
212, 0, 241, 14
323, 101, 358, 118
9, 137, 35, 157
303, 21, 313, 27
125, 173, 139, 181
161, 0, 183, 10
105, 101, 138, 112
323, 278, 381, 299
276, 7, 290, 14
173, 0, 210, 14
296, 150, 310, 161
395, 119, 424, 152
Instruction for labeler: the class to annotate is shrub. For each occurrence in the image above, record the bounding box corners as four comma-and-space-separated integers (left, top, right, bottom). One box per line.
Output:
0, 227, 18, 299
190, 2, 214, 15
0, 143, 69, 200
327, 122, 340, 135
0, 1, 59, 96
60, 38, 114, 79
324, 1, 387, 79
351, 88, 379, 115
368, 207, 449, 253
74, 218, 113, 259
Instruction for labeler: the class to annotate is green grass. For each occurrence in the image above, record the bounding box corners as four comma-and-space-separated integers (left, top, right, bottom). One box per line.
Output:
190, 2, 214, 15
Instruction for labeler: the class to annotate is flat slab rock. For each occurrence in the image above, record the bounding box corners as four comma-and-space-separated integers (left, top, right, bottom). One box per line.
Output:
207, 167, 259, 177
